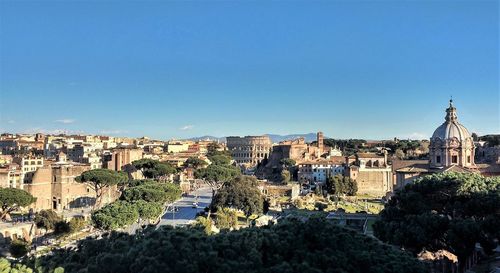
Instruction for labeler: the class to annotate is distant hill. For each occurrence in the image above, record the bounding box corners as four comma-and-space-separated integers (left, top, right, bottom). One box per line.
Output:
266, 133, 320, 143
187, 133, 321, 143
186, 136, 226, 142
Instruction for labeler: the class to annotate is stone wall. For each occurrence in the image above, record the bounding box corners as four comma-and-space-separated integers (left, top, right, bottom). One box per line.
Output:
25, 163, 118, 212
350, 167, 393, 196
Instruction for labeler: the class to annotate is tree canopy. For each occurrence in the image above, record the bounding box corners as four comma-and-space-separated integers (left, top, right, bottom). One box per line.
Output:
280, 170, 290, 184
183, 157, 207, 169
133, 200, 164, 221
215, 207, 238, 231
211, 175, 263, 218
76, 169, 128, 209
76, 168, 128, 187
194, 164, 240, 184
478, 134, 500, 147
326, 175, 358, 196
208, 154, 231, 166
34, 210, 62, 231
9, 239, 30, 258
319, 139, 366, 155
0, 188, 36, 220
279, 158, 296, 168
121, 182, 181, 204
92, 180, 181, 230
131, 159, 177, 179
0, 258, 33, 273
207, 143, 231, 158
34, 218, 427, 273
91, 200, 139, 230
374, 172, 500, 267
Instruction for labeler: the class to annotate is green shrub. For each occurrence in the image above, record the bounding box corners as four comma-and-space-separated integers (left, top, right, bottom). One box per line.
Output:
54, 221, 71, 235
69, 217, 87, 233
92, 201, 139, 230
9, 239, 30, 258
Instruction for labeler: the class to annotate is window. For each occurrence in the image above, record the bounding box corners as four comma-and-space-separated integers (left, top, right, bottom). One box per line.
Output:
467, 156, 471, 163
452, 155, 458, 164
436, 156, 441, 163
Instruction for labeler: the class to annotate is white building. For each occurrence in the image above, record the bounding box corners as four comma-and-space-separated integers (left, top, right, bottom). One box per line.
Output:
12, 155, 44, 185
298, 157, 345, 184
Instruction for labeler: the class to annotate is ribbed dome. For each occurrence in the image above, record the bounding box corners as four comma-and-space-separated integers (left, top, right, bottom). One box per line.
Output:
431, 100, 472, 142
432, 121, 471, 141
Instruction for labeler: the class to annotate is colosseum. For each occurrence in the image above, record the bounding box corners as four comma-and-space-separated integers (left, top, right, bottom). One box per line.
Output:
226, 135, 272, 167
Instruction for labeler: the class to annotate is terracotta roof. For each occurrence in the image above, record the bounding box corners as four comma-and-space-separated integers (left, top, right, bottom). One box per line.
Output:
396, 164, 430, 173
328, 156, 346, 164
392, 160, 429, 172
438, 165, 478, 174
357, 153, 384, 158
300, 159, 344, 166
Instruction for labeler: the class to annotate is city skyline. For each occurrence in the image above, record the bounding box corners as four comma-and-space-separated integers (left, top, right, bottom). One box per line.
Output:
1, 1, 499, 139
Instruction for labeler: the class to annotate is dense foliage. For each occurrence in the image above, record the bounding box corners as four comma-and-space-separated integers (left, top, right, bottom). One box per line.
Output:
478, 134, 500, 147
183, 157, 207, 169
195, 148, 240, 193
193, 216, 213, 235
53, 221, 71, 235
131, 159, 177, 179
133, 200, 164, 221
91, 180, 181, 230
194, 164, 240, 184
208, 154, 231, 166
374, 172, 500, 266
326, 175, 358, 196
68, 217, 87, 234
34, 210, 61, 231
206, 143, 231, 158
318, 138, 428, 158
279, 158, 296, 168
211, 176, 263, 217
280, 169, 291, 184
75, 169, 128, 209
34, 218, 427, 273
9, 239, 30, 258
91, 200, 139, 230
0, 258, 33, 273
384, 140, 421, 154
320, 139, 366, 155
121, 182, 181, 203
35, 210, 86, 237
215, 207, 238, 231
0, 188, 36, 220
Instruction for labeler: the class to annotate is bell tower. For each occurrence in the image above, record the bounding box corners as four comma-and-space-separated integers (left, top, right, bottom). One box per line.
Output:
317, 132, 324, 154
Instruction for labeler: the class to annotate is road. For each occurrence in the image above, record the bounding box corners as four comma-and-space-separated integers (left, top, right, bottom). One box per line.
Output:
157, 186, 213, 227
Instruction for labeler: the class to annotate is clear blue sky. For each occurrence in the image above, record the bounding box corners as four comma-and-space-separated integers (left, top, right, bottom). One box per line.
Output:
0, 1, 498, 140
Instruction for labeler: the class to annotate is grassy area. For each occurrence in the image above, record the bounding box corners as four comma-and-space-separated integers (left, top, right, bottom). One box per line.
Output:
283, 209, 328, 218
277, 196, 290, 203
293, 194, 384, 214
355, 194, 381, 199
235, 212, 259, 226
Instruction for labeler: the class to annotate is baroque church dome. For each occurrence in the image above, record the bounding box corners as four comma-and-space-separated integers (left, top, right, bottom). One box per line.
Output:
429, 100, 475, 169
431, 100, 472, 142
